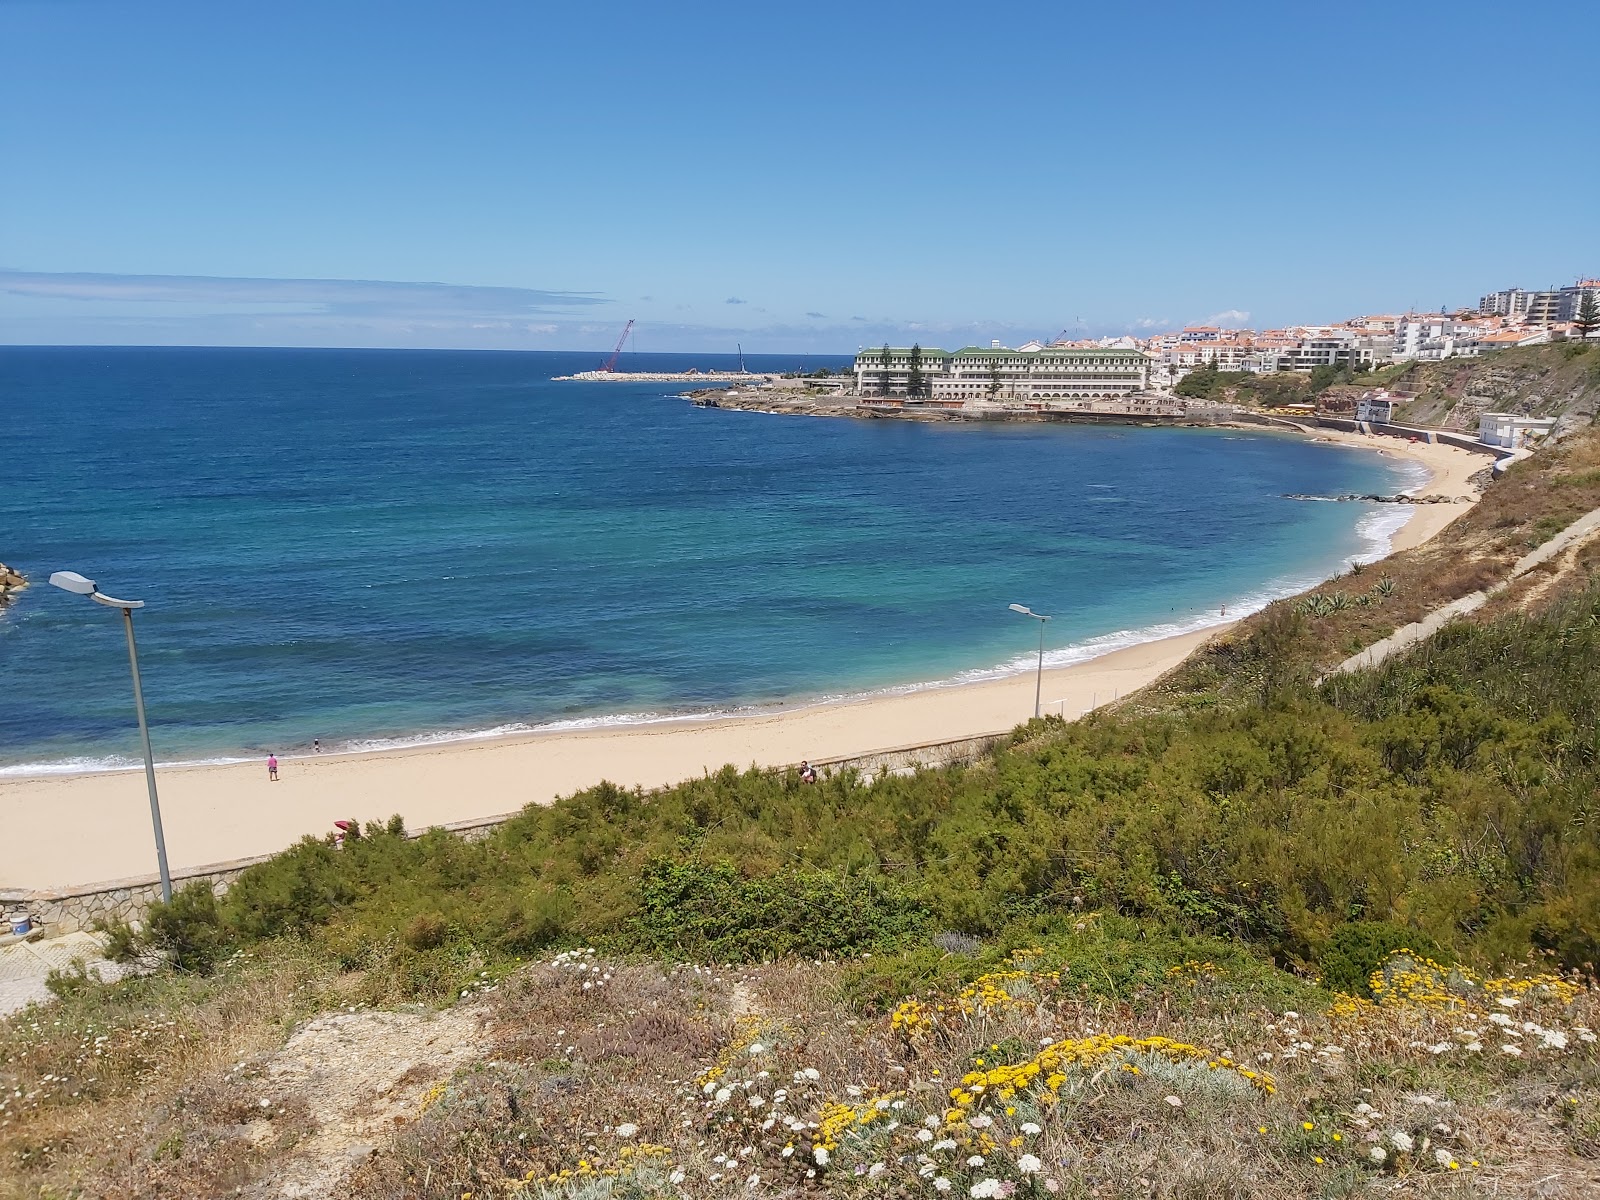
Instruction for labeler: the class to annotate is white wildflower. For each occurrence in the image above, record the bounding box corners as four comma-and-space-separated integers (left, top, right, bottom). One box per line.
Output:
748, 1095, 765, 1108
924, 1114, 942, 1128
802, 1067, 821, 1081
916, 1129, 935, 1143
868, 1163, 886, 1178
715, 1086, 733, 1103
1434, 1148, 1455, 1168
615, 1122, 639, 1138
813, 1146, 829, 1166
1488, 1012, 1514, 1027
933, 1180, 952, 1194
970, 1181, 1004, 1199
1164, 1095, 1183, 1108
1369, 1146, 1386, 1164
669, 1170, 685, 1184
932, 1138, 957, 1151
966, 1155, 986, 1167
1391, 1131, 1414, 1152
1541, 1028, 1569, 1050
1021, 1122, 1042, 1135
1018, 1153, 1043, 1174
967, 1114, 993, 1128
1497, 996, 1519, 1007
1502, 1044, 1523, 1056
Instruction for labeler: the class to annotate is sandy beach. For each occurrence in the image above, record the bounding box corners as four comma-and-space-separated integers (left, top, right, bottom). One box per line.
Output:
0, 429, 1492, 891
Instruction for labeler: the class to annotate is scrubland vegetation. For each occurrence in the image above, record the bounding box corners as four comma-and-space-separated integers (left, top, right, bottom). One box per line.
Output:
9, 431, 1600, 1197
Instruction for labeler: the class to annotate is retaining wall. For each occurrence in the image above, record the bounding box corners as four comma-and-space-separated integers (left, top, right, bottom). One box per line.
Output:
1, 731, 1011, 936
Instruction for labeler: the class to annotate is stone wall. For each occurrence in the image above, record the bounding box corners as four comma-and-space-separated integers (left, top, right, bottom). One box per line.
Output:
1, 731, 1013, 935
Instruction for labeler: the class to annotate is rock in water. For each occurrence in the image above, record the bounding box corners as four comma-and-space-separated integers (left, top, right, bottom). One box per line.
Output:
0, 561, 28, 608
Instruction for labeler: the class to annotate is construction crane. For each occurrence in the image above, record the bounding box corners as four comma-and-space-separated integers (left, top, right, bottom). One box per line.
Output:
600, 319, 635, 373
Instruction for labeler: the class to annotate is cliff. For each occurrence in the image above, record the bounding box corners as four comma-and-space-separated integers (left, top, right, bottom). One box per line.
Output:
1390, 342, 1600, 434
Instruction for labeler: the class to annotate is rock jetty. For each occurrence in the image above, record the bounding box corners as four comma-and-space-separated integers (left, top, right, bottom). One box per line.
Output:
1284, 493, 1469, 504
0, 562, 27, 609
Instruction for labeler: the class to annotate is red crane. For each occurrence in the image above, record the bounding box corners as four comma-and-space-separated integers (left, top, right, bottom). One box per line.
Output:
600, 319, 634, 373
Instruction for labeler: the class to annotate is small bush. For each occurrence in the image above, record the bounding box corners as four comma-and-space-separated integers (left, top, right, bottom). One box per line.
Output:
403, 912, 448, 951
1318, 921, 1443, 996
145, 882, 230, 975
93, 916, 144, 963
624, 858, 928, 961
45, 959, 106, 1000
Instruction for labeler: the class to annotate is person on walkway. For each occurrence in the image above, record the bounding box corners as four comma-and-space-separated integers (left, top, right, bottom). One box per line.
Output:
267, 753, 279, 781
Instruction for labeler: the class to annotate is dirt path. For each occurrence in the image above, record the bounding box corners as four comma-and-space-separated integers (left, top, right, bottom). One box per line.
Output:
244, 1006, 488, 1199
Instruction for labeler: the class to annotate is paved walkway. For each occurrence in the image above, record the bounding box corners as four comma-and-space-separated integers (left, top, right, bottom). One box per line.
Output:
1333, 504, 1600, 676
0, 930, 128, 1016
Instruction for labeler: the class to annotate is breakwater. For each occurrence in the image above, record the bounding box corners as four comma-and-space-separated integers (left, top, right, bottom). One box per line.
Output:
553, 370, 769, 382
688, 389, 1210, 425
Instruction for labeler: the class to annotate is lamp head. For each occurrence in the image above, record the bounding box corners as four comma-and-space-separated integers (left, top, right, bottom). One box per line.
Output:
50, 571, 97, 595
1008, 603, 1031, 615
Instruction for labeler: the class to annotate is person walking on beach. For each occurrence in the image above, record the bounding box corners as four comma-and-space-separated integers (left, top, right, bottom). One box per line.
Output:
313, 739, 321, 754
267, 753, 279, 781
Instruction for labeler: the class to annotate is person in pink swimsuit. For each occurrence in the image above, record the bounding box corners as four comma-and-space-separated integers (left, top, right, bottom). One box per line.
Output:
267, 754, 279, 781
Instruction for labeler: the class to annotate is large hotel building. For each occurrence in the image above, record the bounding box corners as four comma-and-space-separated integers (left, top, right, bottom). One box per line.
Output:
853, 344, 1149, 402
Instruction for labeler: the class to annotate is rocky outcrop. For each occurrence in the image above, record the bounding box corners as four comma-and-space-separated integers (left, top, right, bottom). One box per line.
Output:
0, 562, 26, 609
1392, 345, 1600, 436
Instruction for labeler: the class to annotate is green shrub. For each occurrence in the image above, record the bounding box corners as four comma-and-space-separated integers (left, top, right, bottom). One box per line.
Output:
403, 912, 448, 951
623, 858, 928, 961
145, 882, 229, 975
1318, 921, 1444, 996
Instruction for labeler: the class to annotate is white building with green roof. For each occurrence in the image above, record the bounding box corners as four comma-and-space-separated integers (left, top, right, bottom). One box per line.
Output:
852, 344, 1147, 401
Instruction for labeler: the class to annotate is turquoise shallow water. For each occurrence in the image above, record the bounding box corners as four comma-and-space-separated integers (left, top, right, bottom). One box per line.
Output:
0, 346, 1420, 773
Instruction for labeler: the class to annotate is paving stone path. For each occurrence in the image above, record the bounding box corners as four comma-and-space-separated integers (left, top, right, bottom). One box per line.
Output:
0, 930, 129, 1016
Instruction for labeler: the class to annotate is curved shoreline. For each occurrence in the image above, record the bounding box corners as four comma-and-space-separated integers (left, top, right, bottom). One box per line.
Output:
0, 430, 1488, 889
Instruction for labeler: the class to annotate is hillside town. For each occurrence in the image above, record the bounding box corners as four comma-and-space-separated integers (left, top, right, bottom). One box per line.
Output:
850, 275, 1600, 401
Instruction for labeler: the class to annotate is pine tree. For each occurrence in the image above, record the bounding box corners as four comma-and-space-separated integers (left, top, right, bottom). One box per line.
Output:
879, 344, 893, 397
907, 343, 925, 399
1576, 292, 1599, 340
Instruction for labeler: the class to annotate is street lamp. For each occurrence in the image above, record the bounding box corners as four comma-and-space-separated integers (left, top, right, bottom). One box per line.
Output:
1008, 603, 1052, 720
50, 571, 172, 902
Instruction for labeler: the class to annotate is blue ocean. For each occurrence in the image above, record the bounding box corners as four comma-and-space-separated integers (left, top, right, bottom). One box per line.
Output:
0, 346, 1420, 773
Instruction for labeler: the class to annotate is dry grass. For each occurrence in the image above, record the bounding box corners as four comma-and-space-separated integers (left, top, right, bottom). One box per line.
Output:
0, 941, 350, 1199
333, 952, 1600, 1200
8, 946, 1600, 1197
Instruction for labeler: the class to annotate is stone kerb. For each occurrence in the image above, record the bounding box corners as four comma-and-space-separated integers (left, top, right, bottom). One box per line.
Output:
3, 731, 1012, 936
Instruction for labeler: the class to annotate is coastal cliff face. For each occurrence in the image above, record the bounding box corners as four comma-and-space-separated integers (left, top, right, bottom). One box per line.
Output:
1391, 343, 1600, 434
0, 561, 26, 608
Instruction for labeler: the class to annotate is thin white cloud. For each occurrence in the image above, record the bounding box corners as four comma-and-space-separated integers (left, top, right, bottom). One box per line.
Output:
1204, 308, 1251, 325
0, 269, 605, 317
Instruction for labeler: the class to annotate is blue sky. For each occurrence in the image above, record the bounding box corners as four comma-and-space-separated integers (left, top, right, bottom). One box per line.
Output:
2, 0, 1596, 353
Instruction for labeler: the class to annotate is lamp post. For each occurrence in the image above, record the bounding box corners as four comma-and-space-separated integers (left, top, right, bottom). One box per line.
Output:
1008, 603, 1052, 720
49, 571, 172, 902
